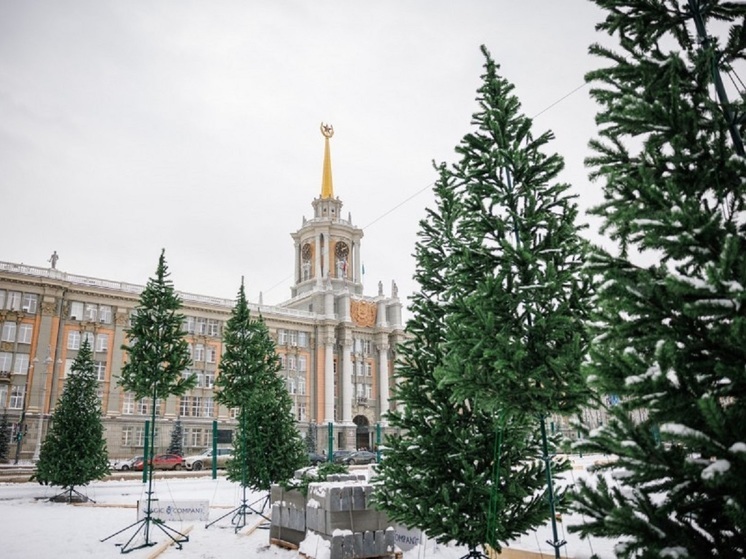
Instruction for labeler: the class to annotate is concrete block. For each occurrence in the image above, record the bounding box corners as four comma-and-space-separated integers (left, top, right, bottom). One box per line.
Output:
352, 485, 366, 510
339, 486, 352, 511
270, 524, 305, 547
353, 532, 363, 557
362, 530, 376, 557
385, 527, 395, 554
327, 486, 343, 512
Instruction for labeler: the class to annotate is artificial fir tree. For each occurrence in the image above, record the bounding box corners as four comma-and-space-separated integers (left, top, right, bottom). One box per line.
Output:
212, 281, 305, 528
0, 410, 11, 463
34, 338, 109, 501
104, 249, 195, 552
167, 419, 183, 456
305, 422, 317, 453
569, 2, 746, 557
374, 162, 561, 556
428, 45, 591, 558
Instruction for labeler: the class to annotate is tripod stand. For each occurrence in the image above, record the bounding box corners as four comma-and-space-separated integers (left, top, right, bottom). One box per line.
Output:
205, 484, 270, 532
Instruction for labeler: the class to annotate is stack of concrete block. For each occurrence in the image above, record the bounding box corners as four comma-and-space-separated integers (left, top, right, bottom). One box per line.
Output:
269, 485, 307, 547
305, 481, 395, 558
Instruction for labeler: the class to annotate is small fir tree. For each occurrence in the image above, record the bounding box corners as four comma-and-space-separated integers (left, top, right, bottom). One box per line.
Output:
168, 419, 183, 456
305, 422, 317, 453
0, 410, 12, 463
214, 281, 306, 491
35, 339, 110, 499
374, 161, 559, 554
569, 2, 746, 557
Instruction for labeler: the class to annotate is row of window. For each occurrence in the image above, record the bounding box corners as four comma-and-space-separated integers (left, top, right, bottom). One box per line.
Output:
179, 396, 214, 417
0, 384, 24, 409
1, 322, 33, 344
63, 358, 107, 381
183, 316, 221, 337
190, 343, 218, 363
0, 290, 38, 314
280, 354, 308, 372
67, 331, 110, 352
182, 369, 215, 389
0, 351, 30, 374
277, 329, 309, 347
69, 302, 112, 323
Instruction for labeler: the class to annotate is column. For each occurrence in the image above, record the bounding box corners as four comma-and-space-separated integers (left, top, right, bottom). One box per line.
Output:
342, 339, 353, 423
378, 343, 390, 425
324, 336, 335, 424
315, 233, 322, 285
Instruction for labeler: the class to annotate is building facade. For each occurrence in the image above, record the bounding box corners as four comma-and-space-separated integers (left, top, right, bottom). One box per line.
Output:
0, 126, 406, 461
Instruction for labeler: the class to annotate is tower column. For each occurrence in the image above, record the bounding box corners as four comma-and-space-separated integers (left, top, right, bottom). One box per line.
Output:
324, 335, 335, 424
342, 339, 353, 423
315, 233, 322, 285
378, 342, 390, 425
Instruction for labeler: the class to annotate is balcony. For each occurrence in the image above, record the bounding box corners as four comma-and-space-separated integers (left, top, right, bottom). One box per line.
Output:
0, 371, 11, 383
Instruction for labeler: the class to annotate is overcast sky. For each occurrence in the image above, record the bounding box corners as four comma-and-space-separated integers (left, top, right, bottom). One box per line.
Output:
1, 0, 609, 310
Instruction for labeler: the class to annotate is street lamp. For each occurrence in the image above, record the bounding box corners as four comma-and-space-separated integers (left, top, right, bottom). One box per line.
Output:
32, 353, 58, 462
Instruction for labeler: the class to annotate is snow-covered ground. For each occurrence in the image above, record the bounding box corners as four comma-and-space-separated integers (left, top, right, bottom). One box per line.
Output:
0, 456, 615, 559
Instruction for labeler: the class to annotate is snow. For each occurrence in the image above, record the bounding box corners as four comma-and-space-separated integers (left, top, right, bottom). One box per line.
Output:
701, 459, 730, 480
729, 442, 746, 454
0, 457, 618, 559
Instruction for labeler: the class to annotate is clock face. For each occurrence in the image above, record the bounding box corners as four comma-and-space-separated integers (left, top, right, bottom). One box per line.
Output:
302, 243, 312, 261
335, 242, 349, 259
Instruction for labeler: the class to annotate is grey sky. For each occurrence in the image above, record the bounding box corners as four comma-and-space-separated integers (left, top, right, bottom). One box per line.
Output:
1, 0, 606, 309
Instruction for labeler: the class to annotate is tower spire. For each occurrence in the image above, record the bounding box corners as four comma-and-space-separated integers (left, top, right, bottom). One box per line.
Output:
320, 122, 334, 199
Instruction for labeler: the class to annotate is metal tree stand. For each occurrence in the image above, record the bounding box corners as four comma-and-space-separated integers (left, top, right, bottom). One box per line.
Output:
101, 385, 189, 553
205, 411, 270, 532
50, 486, 95, 503
458, 548, 490, 559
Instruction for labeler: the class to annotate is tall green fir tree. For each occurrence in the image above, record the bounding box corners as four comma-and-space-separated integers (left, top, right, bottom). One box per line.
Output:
214, 281, 306, 491
118, 249, 195, 402
0, 410, 10, 463
35, 339, 110, 499
374, 158, 560, 554
569, 2, 746, 558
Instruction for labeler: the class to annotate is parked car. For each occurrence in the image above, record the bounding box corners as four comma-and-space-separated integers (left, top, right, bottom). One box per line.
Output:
183, 447, 233, 471
343, 450, 377, 465
332, 450, 355, 464
112, 455, 143, 471
132, 454, 184, 471
308, 451, 326, 465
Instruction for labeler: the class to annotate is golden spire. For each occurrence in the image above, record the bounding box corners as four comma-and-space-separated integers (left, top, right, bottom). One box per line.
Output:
320, 122, 334, 199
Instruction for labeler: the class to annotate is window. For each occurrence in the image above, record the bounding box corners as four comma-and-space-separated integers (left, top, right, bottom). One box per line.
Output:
366, 362, 372, 377
298, 356, 307, 372
206, 346, 217, 364
298, 376, 306, 396
122, 393, 135, 415
180, 396, 203, 417
69, 301, 84, 320
84, 303, 98, 322
0, 290, 4, 309
0, 352, 11, 372
94, 361, 106, 381
17, 324, 33, 344
99, 305, 112, 324
67, 330, 81, 350
365, 385, 372, 399
6, 291, 21, 311
122, 425, 155, 447
96, 334, 109, 352
297, 402, 307, 422
196, 317, 207, 335
298, 331, 309, 348
203, 371, 215, 389
21, 294, 38, 314
203, 397, 214, 417
194, 344, 205, 362
288, 355, 296, 371
229, 407, 239, 419
288, 330, 298, 346
1, 322, 16, 342
13, 354, 29, 375
0, 385, 7, 409
64, 359, 74, 378
287, 377, 296, 394
207, 319, 220, 337
278, 329, 288, 345
9, 385, 24, 409
183, 316, 196, 334
364, 340, 372, 354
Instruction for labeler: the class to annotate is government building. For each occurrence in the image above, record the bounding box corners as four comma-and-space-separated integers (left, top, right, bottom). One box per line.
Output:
0, 125, 406, 461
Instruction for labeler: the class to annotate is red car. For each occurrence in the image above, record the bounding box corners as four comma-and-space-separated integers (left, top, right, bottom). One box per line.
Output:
132, 454, 184, 471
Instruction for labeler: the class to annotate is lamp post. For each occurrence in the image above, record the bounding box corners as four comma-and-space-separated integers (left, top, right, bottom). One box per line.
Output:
13, 355, 37, 464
